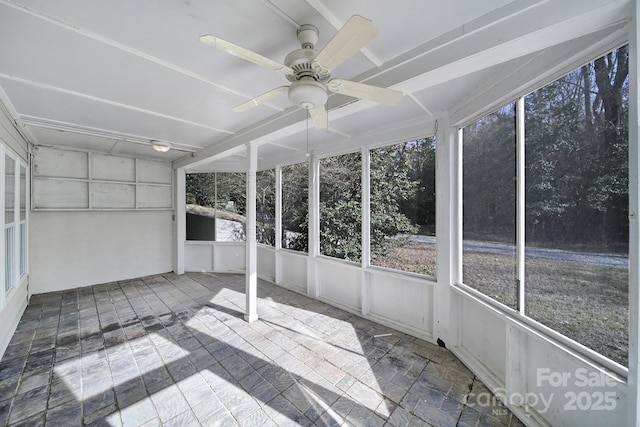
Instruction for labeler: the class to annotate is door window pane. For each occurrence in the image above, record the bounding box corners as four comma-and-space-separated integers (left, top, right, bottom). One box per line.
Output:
5, 155, 14, 224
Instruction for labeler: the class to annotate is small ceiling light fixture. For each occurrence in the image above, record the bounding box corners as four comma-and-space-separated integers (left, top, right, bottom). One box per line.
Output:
151, 140, 171, 153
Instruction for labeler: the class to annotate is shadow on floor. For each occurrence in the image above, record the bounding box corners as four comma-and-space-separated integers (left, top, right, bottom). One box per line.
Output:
0, 272, 521, 426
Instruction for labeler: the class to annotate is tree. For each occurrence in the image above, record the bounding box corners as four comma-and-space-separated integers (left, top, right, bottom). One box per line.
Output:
464, 46, 629, 252
282, 162, 309, 252
400, 138, 436, 234
319, 152, 363, 261
186, 172, 246, 214
370, 143, 420, 258
593, 46, 629, 247
270, 148, 427, 261
256, 169, 276, 245
463, 105, 517, 242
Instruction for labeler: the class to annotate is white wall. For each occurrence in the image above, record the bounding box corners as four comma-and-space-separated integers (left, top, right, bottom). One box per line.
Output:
184, 241, 245, 273
450, 286, 628, 427
30, 210, 173, 293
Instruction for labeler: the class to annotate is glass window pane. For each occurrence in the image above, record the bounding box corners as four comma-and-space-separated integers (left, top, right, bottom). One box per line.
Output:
524, 46, 629, 366
186, 173, 216, 241
282, 162, 308, 252
319, 152, 361, 262
185, 172, 246, 242
19, 223, 26, 276
256, 169, 275, 246
5, 226, 15, 292
370, 139, 436, 276
215, 173, 246, 241
463, 104, 517, 309
5, 155, 15, 224
20, 164, 26, 221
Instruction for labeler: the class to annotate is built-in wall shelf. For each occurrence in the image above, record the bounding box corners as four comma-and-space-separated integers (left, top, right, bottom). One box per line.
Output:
31, 146, 173, 211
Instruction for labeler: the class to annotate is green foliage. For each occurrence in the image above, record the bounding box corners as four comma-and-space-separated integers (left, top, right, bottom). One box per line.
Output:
186, 172, 246, 215
401, 138, 436, 233
185, 173, 216, 207
186, 144, 436, 262
370, 143, 421, 257
463, 106, 516, 242
319, 152, 363, 261
282, 163, 309, 252
320, 199, 363, 261
256, 169, 276, 245
463, 46, 629, 252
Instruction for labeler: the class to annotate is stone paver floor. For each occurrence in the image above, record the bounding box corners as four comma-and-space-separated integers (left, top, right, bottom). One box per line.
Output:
0, 272, 523, 426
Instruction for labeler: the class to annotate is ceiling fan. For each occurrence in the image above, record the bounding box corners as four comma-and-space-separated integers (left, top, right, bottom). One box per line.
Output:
200, 15, 403, 129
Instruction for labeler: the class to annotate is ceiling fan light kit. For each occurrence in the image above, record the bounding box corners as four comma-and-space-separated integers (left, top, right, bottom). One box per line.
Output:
288, 78, 327, 109
151, 141, 171, 152
200, 15, 403, 129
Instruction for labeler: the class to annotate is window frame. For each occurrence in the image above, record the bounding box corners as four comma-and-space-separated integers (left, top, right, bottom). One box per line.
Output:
458, 67, 630, 374
366, 140, 437, 279
1, 146, 27, 303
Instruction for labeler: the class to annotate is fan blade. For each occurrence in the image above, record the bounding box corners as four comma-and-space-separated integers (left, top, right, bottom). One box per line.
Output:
328, 79, 403, 105
309, 106, 328, 129
233, 86, 289, 112
312, 15, 378, 74
200, 35, 293, 76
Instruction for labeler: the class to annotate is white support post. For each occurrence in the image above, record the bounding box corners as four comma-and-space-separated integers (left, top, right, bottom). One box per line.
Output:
516, 96, 526, 314
361, 147, 371, 316
275, 165, 283, 284
307, 152, 320, 298
454, 128, 463, 286
245, 144, 258, 322
435, 116, 458, 347
174, 167, 185, 275
628, 4, 640, 425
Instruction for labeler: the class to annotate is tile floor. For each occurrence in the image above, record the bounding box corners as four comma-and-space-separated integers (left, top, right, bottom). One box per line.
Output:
0, 272, 523, 426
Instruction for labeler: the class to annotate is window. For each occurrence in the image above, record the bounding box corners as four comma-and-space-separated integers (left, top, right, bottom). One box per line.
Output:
524, 47, 628, 366
256, 169, 275, 246
4, 153, 22, 295
370, 139, 436, 276
281, 162, 308, 252
463, 105, 517, 308
185, 172, 246, 241
319, 152, 361, 262
461, 46, 629, 366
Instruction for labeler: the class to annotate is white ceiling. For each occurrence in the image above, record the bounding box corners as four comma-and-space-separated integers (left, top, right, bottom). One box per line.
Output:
0, 0, 631, 170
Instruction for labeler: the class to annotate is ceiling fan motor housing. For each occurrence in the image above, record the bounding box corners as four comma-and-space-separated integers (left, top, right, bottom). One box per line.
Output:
284, 48, 320, 81
284, 25, 330, 83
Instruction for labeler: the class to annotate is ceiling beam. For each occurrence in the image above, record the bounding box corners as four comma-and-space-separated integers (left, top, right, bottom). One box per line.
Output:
0, 74, 234, 137
20, 116, 199, 153
0, 0, 254, 102
450, 25, 628, 126
345, 0, 629, 94
304, 0, 382, 66
177, 0, 630, 171
174, 107, 309, 169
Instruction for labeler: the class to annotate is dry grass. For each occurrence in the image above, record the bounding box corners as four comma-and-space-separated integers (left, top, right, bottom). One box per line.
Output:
372, 239, 436, 276
380, 241, 628, 366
